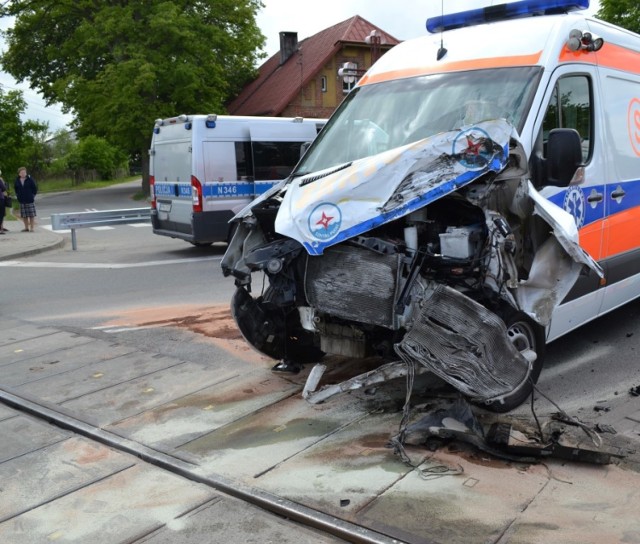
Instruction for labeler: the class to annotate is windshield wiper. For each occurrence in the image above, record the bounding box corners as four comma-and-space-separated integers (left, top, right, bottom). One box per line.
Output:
298, 162, 353, 187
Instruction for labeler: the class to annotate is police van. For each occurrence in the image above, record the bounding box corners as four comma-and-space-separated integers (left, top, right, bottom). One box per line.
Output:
149, 114, 325, 245
222, 0, 640, 411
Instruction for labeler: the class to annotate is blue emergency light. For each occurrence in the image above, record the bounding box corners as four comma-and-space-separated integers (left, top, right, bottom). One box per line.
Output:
426, 0, 590, 33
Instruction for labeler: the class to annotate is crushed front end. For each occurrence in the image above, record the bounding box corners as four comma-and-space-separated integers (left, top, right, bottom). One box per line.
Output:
222, 117, 601, 412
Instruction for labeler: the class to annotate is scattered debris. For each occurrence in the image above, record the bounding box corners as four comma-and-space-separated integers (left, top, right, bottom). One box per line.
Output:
630, 385, 640, 397
392, 398, 623, 466
418, 462, 464, 481
595, 423, 617, 435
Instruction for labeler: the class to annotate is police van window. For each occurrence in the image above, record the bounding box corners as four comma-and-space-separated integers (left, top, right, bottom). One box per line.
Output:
252, 141, 305, 181
542, 75, 592, 162
234, 142, 253, 181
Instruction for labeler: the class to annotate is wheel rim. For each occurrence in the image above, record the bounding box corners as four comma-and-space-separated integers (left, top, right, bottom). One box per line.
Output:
506, 320, 536, 353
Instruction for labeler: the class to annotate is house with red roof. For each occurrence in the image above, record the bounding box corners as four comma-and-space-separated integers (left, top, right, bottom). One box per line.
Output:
227, 15, 400, 119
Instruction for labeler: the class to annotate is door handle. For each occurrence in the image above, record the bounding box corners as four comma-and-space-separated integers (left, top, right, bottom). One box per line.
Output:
587, 190, 603, 203
611, 187, 626, 200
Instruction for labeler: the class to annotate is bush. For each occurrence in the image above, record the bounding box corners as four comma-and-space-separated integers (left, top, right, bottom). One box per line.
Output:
67, 136, 127, 180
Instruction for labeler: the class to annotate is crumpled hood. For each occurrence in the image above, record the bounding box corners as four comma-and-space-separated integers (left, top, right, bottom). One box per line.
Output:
276, 120, 513, 256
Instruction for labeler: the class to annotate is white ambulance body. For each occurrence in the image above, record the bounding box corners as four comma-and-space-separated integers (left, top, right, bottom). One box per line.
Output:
222, 0, 640, 411
149, 115, 325, 245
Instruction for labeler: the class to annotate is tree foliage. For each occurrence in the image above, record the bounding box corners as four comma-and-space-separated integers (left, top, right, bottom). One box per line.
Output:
21, 119, 52, 176
0, 86, 26, 178
67, 135, 127, 181
1, 0, 266, 191
596, 0, 640, 34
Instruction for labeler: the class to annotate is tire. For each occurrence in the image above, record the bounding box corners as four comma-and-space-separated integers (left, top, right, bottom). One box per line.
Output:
482, 309, 546, 413
230, 287, 324, 364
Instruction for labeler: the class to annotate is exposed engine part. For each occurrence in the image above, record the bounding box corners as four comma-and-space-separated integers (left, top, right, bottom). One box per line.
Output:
396, 282, 533, 403
304, 244, 402, 329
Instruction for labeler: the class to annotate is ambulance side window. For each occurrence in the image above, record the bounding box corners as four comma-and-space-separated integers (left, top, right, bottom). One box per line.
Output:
542, 76, 592, 163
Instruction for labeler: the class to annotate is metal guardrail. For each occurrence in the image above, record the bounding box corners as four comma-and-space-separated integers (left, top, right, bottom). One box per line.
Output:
51, 207, 151, 250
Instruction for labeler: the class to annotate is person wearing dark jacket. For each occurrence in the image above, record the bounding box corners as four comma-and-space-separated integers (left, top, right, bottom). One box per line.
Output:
0, 170, 8, 234
14, 167, 38, 232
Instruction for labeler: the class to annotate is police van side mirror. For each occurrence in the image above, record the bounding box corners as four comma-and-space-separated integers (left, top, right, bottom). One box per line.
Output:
300, 141, 311, 158
546, 128, 583, 187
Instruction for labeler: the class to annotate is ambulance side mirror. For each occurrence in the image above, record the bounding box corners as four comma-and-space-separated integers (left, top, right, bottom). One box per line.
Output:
546, 128, 583, 187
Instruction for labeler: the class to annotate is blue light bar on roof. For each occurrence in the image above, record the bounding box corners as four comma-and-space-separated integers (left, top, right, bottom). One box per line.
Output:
426, 0, 590, 33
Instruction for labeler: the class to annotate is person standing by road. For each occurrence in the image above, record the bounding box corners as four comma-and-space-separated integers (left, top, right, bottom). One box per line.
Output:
0, 170, 8, 234
14, 167, 38, 232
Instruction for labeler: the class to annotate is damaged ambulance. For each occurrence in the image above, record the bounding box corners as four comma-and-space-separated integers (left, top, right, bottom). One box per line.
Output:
221, 0, 640, 412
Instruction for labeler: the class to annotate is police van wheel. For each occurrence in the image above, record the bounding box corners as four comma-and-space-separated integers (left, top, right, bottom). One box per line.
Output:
483, 309, 545, 413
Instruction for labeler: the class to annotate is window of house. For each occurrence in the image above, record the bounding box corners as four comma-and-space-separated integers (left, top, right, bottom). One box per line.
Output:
342, 63, 358, 94
321, 76, 327, 93
542, 75, 593, 163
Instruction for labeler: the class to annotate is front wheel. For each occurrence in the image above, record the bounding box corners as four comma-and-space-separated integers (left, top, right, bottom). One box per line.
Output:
482, 309, 545, 413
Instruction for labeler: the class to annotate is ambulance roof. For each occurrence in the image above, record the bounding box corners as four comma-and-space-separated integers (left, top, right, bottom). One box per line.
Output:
359, 13, 584, 87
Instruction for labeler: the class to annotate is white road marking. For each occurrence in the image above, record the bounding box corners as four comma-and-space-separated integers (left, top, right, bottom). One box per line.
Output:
0, 257, 220, 268
90, 226, 115, 231
129, 223, 151, 228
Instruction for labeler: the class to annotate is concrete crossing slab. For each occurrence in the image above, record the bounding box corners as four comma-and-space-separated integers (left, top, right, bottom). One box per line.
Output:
0, 331, 94, 366
0, 414, 69, 463
0, 436, 135, 523
0, 464, 217, 544
2, 340, 134, 387
60, 361, 240, 427
14, 351, 187, 404
180, 394, 377, 482
107, 370, 301, 450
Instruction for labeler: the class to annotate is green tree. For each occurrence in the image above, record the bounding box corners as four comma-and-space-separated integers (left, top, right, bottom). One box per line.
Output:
0, 86, 26, 179
1, 1, 265, 193
21, 119, 51, 177
68, 135, 126, 181
46, 130, 78, 179
596, 0, 640, 33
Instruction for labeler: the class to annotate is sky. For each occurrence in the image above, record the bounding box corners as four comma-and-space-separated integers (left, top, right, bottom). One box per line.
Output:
0, 0, 601, 133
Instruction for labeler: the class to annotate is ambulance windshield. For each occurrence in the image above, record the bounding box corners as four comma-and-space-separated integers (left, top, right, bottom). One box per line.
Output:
295, 66, 542, 176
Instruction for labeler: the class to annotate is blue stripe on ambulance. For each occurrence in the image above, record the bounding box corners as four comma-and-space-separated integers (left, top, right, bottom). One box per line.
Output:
546, 179, 640, 226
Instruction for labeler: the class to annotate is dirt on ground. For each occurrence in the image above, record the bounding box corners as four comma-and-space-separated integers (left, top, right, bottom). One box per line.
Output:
100, 303, 267, 364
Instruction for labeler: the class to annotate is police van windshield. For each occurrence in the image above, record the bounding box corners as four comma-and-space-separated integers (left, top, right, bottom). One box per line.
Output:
295, 66, 542, 176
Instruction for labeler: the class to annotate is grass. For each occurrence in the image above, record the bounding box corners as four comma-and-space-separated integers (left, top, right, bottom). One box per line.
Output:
38, 175, 142, 194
